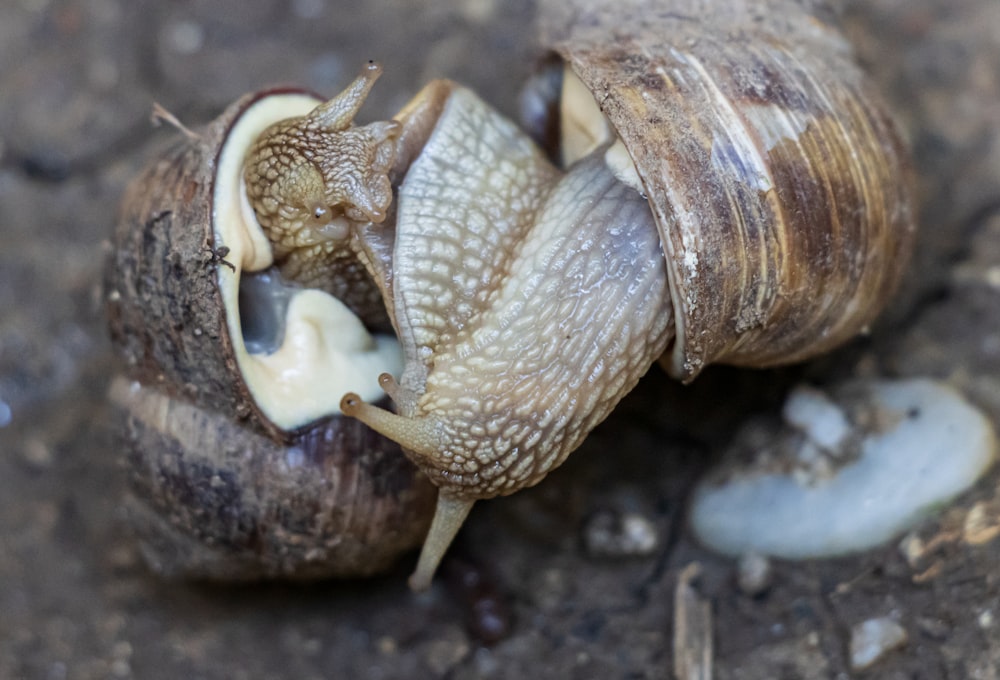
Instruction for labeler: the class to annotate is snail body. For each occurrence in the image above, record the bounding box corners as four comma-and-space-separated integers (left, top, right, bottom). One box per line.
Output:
107, 0, 913, 586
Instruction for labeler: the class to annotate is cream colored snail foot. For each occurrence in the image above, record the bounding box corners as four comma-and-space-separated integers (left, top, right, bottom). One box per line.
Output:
689, 379, 997, 559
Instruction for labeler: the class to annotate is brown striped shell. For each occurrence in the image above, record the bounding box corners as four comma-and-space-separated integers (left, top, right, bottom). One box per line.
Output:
539, 0, 915, 380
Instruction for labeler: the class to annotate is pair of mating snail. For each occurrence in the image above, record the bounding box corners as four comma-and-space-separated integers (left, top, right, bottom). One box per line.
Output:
105, 0, 914, 590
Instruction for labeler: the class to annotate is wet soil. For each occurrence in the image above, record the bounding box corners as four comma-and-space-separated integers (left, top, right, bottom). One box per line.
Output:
1, 0, 999, 678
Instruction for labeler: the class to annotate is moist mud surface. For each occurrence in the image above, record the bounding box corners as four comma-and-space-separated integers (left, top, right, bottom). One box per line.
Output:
2, 1, 999, 678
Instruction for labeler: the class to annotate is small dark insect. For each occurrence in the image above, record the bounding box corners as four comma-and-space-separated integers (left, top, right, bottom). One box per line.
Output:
204, 244, 236, 272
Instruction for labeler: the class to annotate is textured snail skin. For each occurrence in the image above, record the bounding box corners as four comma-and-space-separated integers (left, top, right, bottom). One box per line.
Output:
246, 0, 915, 582
352, 0, 912, 587
243, 63, 400, 330
349, 97, 678, 588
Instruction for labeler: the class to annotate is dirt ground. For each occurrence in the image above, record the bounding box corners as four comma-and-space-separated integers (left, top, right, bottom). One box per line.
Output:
1, 0, 999, 678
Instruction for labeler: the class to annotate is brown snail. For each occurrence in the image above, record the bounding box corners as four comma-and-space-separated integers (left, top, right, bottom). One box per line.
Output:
104, 85, 437, 581
105, 0, 914, 589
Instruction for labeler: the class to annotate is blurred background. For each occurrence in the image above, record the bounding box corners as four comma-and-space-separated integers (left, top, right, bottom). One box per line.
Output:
1, 0, 999, 678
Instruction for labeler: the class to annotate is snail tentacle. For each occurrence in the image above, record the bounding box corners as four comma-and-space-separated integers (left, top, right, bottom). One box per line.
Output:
409, 492, 476, 592
310, 60, 385, 131
340, 392, 445, 463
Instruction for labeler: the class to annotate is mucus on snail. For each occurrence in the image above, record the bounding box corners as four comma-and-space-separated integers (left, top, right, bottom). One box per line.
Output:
105, 0, 914, 590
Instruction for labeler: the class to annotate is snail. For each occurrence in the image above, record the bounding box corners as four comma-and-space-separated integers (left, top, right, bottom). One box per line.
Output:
104, 0, 914, 589
103, 85, 437, 581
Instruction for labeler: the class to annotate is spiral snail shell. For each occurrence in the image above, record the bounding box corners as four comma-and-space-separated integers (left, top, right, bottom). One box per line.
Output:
104, 87, 436, 580
105, 0, 914, 588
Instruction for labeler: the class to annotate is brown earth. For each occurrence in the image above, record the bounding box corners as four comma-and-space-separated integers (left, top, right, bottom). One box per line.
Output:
1, 0, 999, 678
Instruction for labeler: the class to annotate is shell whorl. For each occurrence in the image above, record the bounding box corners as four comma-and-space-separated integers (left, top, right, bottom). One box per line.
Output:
540, 0, 915, 380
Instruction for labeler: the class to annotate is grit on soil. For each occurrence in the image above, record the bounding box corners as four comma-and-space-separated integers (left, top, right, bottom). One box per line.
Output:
1, 1, 999, 678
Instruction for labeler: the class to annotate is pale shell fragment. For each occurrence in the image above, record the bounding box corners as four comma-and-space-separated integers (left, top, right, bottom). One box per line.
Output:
849, 617, 908, 670
690, 379, 997, 559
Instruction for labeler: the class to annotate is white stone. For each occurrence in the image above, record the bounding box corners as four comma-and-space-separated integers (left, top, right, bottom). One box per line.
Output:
849, 617, 908, 670
736, 552, 772, 596
690, 379, 996, 559
782, 385, 851, 451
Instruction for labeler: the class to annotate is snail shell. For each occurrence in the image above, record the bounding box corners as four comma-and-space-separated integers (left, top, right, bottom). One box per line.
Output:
538, 0, 915, 380
104, 89, 435, 580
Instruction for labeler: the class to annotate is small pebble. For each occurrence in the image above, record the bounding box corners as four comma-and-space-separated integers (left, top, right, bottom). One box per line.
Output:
422, 625, 470, 676
164, 20, 205, 55
583, 509, 659, 558
376, 635, 397, 655
897, 532, 925, 568
782, 385, 851, 451
444, 555, 512, 645
736, 552, 772, 596
916, 617, 950, 640
292, 0, 325, 19
849, 617, 908, 670
460, 0, 499, 23
21, 437, 55, 470
531, 568, 569, 611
